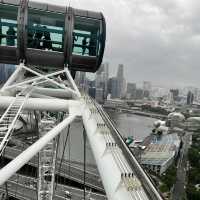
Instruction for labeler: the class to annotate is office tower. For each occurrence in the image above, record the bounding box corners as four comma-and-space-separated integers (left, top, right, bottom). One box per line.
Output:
95, 63, 109, 101
127, 83, 136, 99
143, 81, 152, 98
170, 89, 179, 102
110, 77, 118, 99
116, 64, 126, 98
187, 91, 194, 105
143, 81, 152, 91
95, 88, 104, 103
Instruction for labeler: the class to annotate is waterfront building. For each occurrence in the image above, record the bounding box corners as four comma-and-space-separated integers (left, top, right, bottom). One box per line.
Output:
141, 133, 180, 175
110, 77, 118, 99
95, 88, 104, 104
135, 89, 144, 99
116, 64, 126, 98
0, 64, 15, 83
187, 91, 194, 105
143, 81, 152, 91
95, 63, 109, 100
170, 89, 179, 102
127, 83, 136, 98
88, 87, 96, 99
143, 81, 152, 99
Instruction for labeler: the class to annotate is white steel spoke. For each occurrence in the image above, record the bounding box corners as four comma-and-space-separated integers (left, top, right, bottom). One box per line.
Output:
0, 114, 77, 185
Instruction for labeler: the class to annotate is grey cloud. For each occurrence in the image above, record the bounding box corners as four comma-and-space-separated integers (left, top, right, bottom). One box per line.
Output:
39, 0, 200, 88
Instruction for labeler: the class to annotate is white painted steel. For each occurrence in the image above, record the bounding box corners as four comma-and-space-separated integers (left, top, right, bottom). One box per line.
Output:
0, 114, 77, 185
21, 66, 66, 88
65, 67, 81, 98
101, 105, 163, 200
82, 99, 149, 200
0, 96, 81, 112
14, 86, 74, 98
3, 67, 77, 97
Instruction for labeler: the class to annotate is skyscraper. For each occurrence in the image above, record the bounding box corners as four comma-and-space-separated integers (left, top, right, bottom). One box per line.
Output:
143, 81, 152, 98
116, 64, 126, 98
143, 81, 152, 91
95, 63, 109, 100
187, 91, 194, 105
110, 77, 118, 99
0, 64, 15, 83
127, 83, 136, 98
170, 89, 179, 102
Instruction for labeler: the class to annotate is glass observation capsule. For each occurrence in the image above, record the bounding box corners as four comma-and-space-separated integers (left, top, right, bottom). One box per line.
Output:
0, 0, 106, 72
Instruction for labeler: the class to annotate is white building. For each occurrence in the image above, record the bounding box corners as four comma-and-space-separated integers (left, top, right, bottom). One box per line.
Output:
141, 133, 180, 175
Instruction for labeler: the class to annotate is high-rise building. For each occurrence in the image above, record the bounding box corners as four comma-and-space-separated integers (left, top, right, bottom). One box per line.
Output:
143, 81, 152, 98
116, 64, 126, 98
110, 77, 118, 99
170, 89, 179, 102
127, 83, 136, 99
95, 88, 104, 103
104, 63, 109, 98
143, 81, 152, 91
0, 63, 6, 83
135, 89, 144, 99
0, 64, 15, 83
95, 63, 109, 101
187, 91, 194, 105
88, 87, 96, 99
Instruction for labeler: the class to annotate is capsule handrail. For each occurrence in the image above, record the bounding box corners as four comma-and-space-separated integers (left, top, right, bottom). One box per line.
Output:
0, 22, 17, 27
27, 26, 64, 35
27, 37, 62, 46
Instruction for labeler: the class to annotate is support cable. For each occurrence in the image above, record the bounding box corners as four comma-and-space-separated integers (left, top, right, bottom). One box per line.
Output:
55, 124, 70, 190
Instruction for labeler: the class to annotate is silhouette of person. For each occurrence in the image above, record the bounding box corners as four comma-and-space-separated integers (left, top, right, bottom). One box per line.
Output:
43, 26, 52, 50
34, 24, 43, 49
82, 37, 87, 55
88, 34, 96, 56
27, 30, 34, 48
6, 26, 16, 46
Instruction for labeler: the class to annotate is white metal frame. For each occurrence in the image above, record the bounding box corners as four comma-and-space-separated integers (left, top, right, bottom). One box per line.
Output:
0, 64, 163, 200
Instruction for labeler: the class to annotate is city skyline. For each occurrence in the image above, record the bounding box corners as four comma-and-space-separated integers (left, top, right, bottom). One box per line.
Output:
36, 0, 200, 88
90, 63, 200, 91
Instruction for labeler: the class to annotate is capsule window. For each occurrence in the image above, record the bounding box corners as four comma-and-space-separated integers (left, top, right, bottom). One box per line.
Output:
0, 4, 18, 47
27, 9, 65, 52
73, 16, 101, 57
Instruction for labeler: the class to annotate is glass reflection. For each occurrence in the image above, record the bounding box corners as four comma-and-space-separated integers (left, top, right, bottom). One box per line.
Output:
0, 4, 18, 47
27, 9, 64, 52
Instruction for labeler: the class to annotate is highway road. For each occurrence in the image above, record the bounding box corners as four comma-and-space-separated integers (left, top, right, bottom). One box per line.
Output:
3, 146, 104, 192
172, 132, 191, 200
0, 174, 107, 200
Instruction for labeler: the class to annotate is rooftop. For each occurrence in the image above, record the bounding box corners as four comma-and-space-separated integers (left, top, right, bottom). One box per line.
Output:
141, 133, 180, 166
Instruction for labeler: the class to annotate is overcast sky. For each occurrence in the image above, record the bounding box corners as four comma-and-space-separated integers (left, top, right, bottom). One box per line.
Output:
37, 0, 200, 88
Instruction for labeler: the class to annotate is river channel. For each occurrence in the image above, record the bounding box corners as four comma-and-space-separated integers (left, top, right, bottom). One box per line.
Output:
58, 110, 156, 165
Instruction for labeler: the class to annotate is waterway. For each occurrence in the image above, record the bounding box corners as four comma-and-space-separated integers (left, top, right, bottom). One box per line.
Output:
58, 110, 156, 165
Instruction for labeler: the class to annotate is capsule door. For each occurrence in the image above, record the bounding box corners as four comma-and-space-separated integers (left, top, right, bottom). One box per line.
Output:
26, 7, 65, 68
69, 16, 102, 72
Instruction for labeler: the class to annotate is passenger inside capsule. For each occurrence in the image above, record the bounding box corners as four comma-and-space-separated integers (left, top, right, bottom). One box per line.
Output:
6, 26, 16, 46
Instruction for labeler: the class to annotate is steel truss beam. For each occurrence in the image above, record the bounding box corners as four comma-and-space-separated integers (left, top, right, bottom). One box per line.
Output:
0, 63, 163, 200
